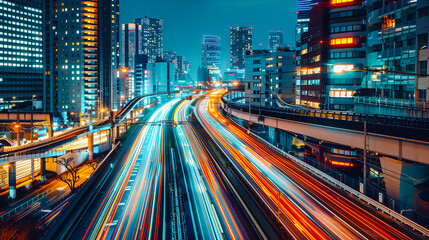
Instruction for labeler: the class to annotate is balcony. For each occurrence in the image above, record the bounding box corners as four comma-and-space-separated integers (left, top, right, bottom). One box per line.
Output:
378, 46, 416, 59
379, 0, 417, 16
379, 19, 416, 37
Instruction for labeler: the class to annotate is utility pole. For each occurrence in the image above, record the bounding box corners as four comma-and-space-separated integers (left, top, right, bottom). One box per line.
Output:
363, 117, 367, 195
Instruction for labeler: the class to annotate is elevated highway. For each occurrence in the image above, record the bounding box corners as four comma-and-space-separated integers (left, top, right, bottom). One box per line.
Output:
221, 97, 429, 164
0, 92, 180, 199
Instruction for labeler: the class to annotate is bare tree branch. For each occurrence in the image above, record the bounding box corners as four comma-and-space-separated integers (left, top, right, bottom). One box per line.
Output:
55, 157, 81, 193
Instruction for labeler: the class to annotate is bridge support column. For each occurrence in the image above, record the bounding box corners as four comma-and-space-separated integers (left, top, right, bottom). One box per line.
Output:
41, 157, 46, 184
380, 156, 429, 212
88, 133, 94, 161
9, 162, 16, 199
31, 159, 34, 181
115, 126, 120, 139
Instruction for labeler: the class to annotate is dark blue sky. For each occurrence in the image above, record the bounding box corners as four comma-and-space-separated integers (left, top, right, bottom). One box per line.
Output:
120, 0, 298, 80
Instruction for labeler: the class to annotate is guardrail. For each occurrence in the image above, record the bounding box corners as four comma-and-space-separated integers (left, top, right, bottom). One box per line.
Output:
0, 189, 53, 222
248, 130, 429, 237
0, 150, 67, 164
221, 97, 429, 143
222, 96, 429, 128
2, 126, 87, 153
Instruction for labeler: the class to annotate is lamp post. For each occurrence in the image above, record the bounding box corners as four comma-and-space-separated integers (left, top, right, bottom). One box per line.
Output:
13, 123, 21, 147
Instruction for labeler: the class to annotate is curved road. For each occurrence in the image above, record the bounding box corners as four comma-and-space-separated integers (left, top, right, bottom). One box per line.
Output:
195, 91, 419, 240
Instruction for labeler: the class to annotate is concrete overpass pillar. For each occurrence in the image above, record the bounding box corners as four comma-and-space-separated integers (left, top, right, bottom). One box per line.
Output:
31, 159, 34, 181
380, 156, 429, 211
41, 157, 46, 184
8, 162, 16, 199
88, 133, 94, 161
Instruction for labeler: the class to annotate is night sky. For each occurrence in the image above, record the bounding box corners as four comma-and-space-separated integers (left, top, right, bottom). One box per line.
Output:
120, 0, 298, 80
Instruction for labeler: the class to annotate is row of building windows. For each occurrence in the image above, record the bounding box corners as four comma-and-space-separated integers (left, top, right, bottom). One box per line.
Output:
0, 24, 41, 34
330, 24, 364, 33
329, 10, 364, 19
0, 32, 42, 41
301, 90, 318, 97
329, 51, 365, 59
0, 44, 41, 50
301, 79, 321, 85
0, 63, 42, 68
0, 18, 41, 29
329, 90, 354, 98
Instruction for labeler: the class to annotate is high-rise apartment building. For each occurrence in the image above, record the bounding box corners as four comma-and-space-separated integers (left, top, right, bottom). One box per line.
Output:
135, 16, 163, 63
295, 0, 321, 106
44, 0, 119, 120
269, 31, 284, 52
298, 0, 329, 109
0, 0, 43, 111
245, 49, 296, 107
361, 0, 424, 103
298, 0, 366, 111
230, 27, 252, 69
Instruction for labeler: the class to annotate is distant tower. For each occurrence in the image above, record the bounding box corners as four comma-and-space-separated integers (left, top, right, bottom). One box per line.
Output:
201, 35, 221, 68
269, 31, 284, 52
134, 16, 164, 63
230, 27, 253, 69
121, 23, 137, 70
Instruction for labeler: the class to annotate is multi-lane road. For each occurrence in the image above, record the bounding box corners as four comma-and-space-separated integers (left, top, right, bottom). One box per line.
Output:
43, 92, 422, 239
194, 91, 419, 240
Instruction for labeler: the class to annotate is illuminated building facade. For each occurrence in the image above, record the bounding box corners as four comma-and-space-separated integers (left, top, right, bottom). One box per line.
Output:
362, 0, 422, 104
143, 61, 175, 95
325, 0, 366, 111
135, 16, 163, 64
0, 0, 43, 111
230, 27, 252, 69
295, 0, 321, 106
44, 0, 120, 120
245, 49, 296, 107
120, 23, 137, 70
299, 0, 329, 109
201, 35, 221, 68
298, 0, 366, 110
269, 31, 284, 52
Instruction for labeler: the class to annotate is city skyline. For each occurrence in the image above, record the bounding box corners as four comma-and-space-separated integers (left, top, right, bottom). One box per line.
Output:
120, 0, 297, 80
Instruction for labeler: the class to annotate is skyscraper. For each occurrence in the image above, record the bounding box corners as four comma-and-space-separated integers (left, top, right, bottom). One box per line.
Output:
120, 23, 137, 70
230, 27, 252, 69
0, 0, 43, 111
135, 16, 163, 63
201, 35, 221, 68
44, 0, 119, 120
163, 51, 176, 63
200, 35, 221, 83
269, 31, 284, 52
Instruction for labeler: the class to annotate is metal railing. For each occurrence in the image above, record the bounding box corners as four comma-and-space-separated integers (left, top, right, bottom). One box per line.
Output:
222, 96, 429, 129
355, 96, 429, 111
0, 150, 67, 164
0, 189, 53, 222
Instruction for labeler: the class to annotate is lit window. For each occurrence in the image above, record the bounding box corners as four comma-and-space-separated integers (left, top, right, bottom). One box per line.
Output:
331, 0, 353, 4
330, 37, 354, 46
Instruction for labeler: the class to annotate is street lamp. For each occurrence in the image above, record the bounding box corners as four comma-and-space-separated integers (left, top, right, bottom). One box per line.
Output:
13, 123, 21, 147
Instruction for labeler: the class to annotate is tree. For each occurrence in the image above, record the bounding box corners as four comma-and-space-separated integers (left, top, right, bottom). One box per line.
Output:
85, 159, 99, 170
56, 157, 80, 193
